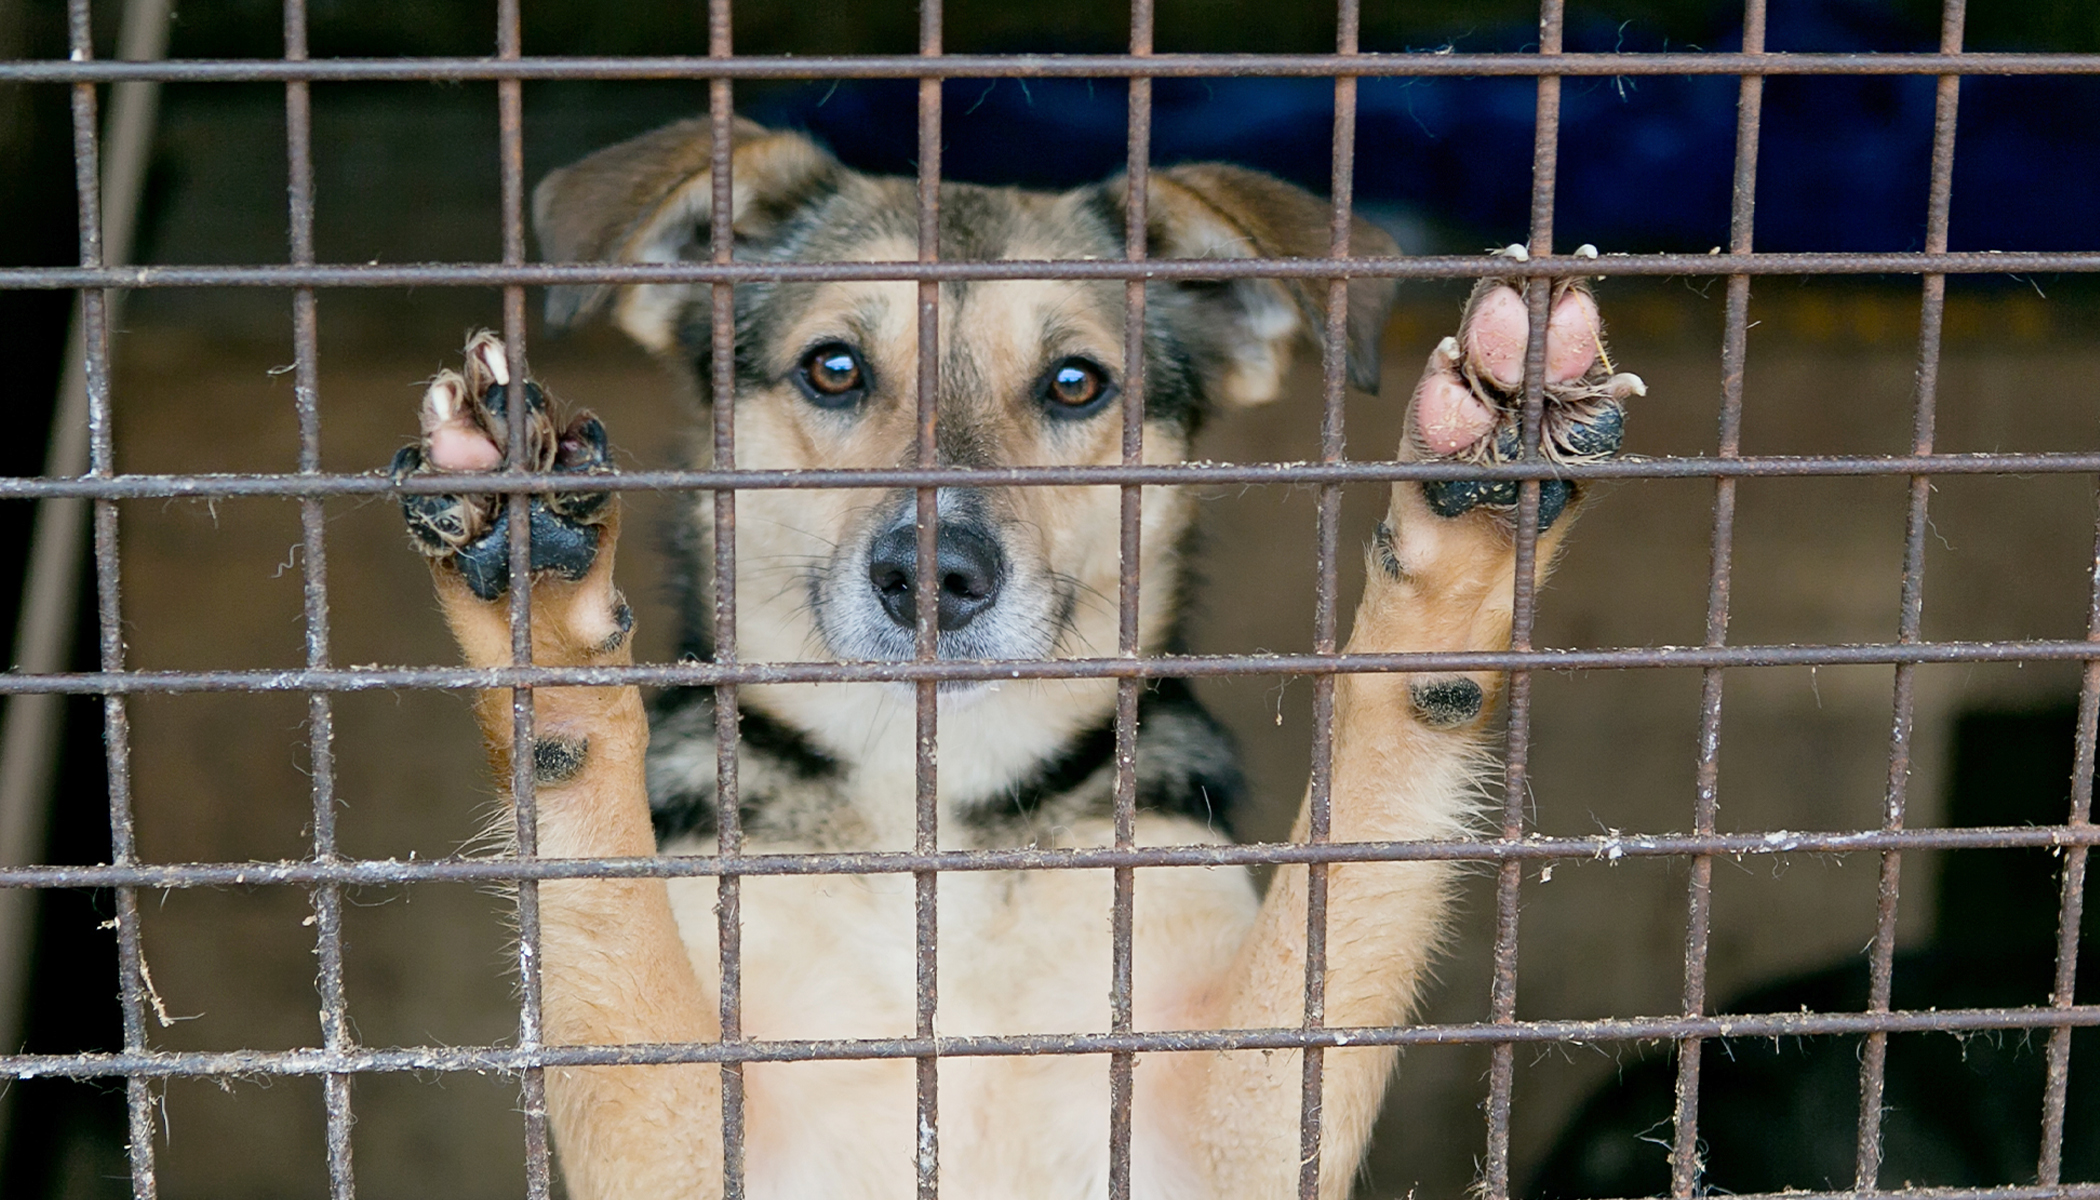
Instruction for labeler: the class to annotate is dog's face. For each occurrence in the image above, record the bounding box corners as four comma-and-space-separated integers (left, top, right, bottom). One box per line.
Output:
535, 117, 1396, 692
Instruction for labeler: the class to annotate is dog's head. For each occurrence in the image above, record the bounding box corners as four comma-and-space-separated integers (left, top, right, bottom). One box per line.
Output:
535, 116, 1395, 723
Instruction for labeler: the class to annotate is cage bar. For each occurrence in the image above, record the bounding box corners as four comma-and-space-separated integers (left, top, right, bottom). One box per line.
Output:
703, 0, 748, 1192
1106, 0, 1153, 1193
63, 1, 160, 1193
280, 0, 356, 1193
1855, 2, 1965, 1186
913, 2, 944, 1195
1669, 0, 1765, 1191
2039, 503, 2100, 1184
6, 50, 2098, 84
13, 249, 2100, 292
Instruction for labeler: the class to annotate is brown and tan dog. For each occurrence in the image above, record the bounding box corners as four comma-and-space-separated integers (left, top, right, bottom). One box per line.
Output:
390, 115, 1643, 1200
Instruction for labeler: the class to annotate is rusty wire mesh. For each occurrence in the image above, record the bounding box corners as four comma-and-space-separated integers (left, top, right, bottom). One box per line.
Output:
1, 0, 2097, 1196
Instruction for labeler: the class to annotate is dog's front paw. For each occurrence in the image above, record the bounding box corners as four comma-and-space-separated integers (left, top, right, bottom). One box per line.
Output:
1406, 247, 1645, 530
390, 331, 614, 601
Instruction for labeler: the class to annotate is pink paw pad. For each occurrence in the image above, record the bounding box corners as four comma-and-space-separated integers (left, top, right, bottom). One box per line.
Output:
1544, 288, 1603, 385
1460, 284, 1606, 393
1461, 285, 1531, 391
1400, 253, 1638, 514
419, 377, 503, 472
1411, 339, 1498, 456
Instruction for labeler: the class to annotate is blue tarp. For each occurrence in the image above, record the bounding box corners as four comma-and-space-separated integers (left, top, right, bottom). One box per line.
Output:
748, 0, 2099, 255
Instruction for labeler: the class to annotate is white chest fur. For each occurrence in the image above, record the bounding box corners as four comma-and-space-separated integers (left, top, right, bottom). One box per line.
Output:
661, 815, 1259, 1200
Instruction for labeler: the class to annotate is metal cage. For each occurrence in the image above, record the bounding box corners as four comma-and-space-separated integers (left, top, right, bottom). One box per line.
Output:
1, 0, 2097, 1196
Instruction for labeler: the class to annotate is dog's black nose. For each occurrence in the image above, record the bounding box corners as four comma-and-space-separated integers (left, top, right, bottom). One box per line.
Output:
867, 521, 1006, 632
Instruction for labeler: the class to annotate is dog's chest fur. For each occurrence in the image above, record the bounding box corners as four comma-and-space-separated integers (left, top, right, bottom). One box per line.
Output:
642, 681, 1260, 1198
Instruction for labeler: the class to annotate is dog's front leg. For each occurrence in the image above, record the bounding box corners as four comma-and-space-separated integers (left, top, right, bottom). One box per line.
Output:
1184, 276, 1643, 1197
395, 333, 722, 1200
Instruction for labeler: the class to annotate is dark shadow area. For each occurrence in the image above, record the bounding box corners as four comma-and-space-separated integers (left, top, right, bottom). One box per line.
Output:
1529, 701, 2097, 1197
0, 5, 131, 1194
0, 693, 127, 1200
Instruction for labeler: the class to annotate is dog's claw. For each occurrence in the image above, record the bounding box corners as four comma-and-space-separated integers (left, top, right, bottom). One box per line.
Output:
1405, 255, 1637, 529
468, 329, 511, 387
392, 331, 615, 600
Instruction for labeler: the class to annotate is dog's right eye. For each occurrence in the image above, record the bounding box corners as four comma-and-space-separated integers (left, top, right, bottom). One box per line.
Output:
794, 343, 869, 408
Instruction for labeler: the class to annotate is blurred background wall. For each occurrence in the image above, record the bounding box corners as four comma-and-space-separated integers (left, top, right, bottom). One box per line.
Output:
0, 0, 2096, 1196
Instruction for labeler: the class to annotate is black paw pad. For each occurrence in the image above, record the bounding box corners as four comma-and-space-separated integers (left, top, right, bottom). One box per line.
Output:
558, 414, 610, 470
1410, 677, 1485, 728
450, 504, 606, 601
402, 493, 474, 554
1423, 478, 1514, 519
1537, 479, 1573, 530
547, 488, 611, 527
481, 379, 549, 423
1421, 478, 1573, 531
532, 736, 589, 786
394, 337, 618, 601
1554, 401, 1625, 460
394, 446, 487, 555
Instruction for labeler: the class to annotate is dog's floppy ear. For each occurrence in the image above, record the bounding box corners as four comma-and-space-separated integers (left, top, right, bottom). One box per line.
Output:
1104, 164, 1399, 404
533, 116, 840, 353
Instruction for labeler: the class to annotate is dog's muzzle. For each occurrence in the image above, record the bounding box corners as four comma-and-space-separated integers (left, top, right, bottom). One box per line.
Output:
865, 515, 1007, 633
813, 489, 1057, 670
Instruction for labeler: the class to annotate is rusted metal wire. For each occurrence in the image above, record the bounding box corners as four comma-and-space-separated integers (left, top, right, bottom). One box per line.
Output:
4, 50, 2098, 84
708, 0, 748, 1193
282, 0, 356, 1194
1296, 0, 1360, 1181
1108, 0, 1152, 1195
10, 0, 2100, 1195
2039, 499, 2100, 1185
913, 4, 945, 1194
490, 0, 555, 1192
13, 451, 2100, 503
65, 1, 159, 1194
1483, 6, 1569, 1186
15, 813, 2100, 887
1855, 3, 1967, 1188
1669, 1, 1764, 1191
7, 452, 2100, 507
8, 249, 2100, 290
0, 821, 2094, 890
3, 637, 2100, 698
0, 1003, 2094, 1077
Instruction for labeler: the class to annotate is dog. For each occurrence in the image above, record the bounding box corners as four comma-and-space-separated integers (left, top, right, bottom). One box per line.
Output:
389, 115, 1643, 1200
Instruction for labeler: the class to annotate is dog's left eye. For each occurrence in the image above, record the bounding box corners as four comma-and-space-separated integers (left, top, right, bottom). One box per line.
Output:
794, 342, 869, 408
1040, 358, 1115, 418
